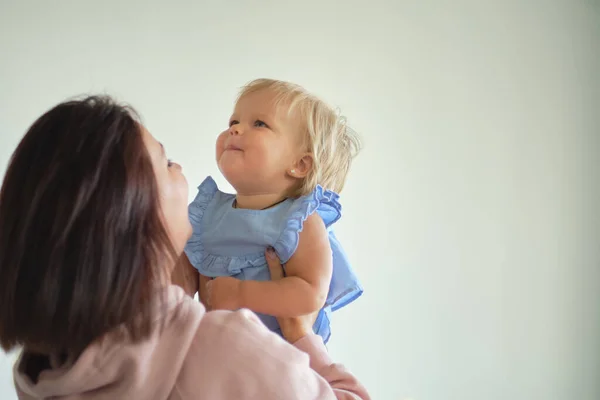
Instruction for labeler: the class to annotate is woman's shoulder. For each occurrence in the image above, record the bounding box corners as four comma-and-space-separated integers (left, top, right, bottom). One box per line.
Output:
190, 306, 301, 360
164, 285, 298, 358
172, 288, 371, 400
177, 308, 317, 398
163, 287, 305, 364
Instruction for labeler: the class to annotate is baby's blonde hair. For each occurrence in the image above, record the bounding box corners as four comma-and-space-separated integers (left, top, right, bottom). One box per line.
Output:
237, 78, 361, 197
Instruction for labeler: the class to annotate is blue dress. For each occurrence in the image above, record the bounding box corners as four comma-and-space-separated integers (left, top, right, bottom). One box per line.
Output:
184, 176, 363, 343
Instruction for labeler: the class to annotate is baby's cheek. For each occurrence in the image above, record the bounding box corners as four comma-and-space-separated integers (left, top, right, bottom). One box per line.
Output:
215, 133, 227, 153
257, 137, 281, 160
253, 148, 277, 172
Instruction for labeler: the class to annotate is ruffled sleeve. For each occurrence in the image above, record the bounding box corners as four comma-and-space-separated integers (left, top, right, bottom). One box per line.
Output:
183, 176, 218, 272
273, 186, 363, 313
327, 230, 363, 311
273, 185, 341, 264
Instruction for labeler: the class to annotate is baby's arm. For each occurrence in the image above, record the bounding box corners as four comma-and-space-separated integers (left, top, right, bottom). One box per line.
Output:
239, 213, 333, 317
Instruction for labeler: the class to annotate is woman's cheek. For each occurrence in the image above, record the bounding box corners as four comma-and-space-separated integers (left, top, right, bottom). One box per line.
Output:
178, 177, 192, 236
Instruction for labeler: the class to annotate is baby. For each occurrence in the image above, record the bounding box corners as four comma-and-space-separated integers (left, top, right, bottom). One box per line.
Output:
184, 78, 362, 343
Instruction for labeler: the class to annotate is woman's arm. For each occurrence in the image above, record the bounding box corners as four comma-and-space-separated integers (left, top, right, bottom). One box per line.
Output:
206, 213, 333, 316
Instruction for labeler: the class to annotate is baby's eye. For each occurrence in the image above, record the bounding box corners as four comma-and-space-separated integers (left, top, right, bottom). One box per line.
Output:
254, 120, 269, 128
229, 120, 239, 127
167, 159, 173, 167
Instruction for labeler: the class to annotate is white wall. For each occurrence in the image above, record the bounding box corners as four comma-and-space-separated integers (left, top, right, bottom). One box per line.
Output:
1, 1, 598, 399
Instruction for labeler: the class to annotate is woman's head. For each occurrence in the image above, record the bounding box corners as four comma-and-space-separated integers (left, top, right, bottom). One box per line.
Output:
216, 78, 362, 198
0, 96, 190, 355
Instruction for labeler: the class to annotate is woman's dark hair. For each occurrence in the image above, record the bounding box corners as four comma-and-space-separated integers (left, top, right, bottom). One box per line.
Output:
0, 96, 175, 356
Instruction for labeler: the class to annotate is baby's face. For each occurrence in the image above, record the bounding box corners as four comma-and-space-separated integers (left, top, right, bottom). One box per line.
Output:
216, 89, 303, 195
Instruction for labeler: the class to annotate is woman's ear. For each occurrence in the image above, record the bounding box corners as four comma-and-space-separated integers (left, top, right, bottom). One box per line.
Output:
288, 153, 313, 178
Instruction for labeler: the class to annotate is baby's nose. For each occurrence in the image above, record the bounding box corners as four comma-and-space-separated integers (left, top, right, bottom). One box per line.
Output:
229, 125, 243, 135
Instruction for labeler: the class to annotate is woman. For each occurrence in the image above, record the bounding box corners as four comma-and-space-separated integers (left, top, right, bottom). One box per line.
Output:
0, 96, 370, 399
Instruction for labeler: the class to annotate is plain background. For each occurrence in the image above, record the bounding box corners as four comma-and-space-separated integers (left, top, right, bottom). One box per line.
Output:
1, 1, 598, 399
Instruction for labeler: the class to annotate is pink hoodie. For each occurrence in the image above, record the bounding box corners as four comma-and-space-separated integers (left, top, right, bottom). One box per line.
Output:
12, 285, 370, 399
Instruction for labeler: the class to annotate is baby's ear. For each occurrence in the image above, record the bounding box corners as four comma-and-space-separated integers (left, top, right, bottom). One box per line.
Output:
288, 153, 313, 179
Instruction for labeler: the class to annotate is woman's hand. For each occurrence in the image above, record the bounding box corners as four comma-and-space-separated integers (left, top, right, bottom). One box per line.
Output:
265, 247, 319, 343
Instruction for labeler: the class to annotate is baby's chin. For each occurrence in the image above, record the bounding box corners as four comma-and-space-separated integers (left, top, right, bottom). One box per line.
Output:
222, 170, 275, 196
218, 163, 246, 189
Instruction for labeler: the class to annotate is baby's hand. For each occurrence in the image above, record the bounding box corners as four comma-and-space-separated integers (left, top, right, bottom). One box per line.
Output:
206, 276, 243, 311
